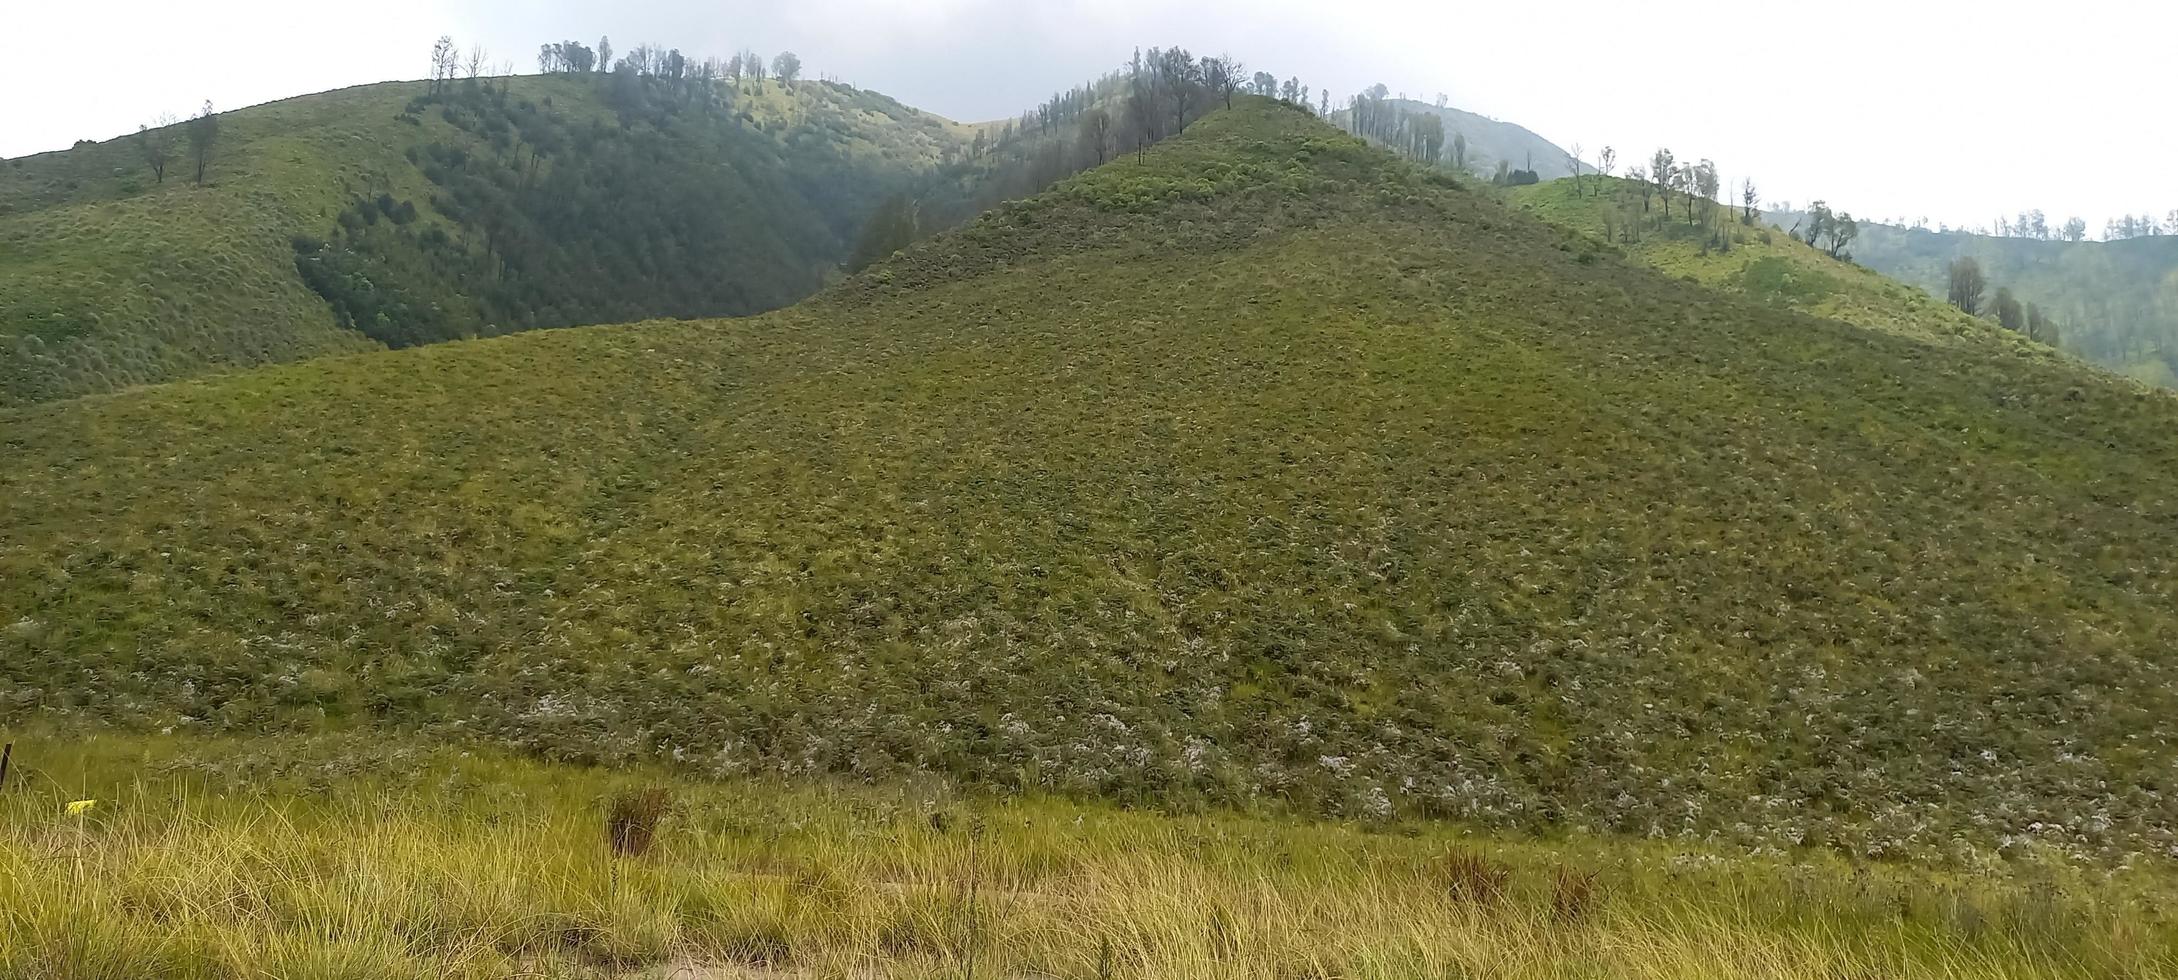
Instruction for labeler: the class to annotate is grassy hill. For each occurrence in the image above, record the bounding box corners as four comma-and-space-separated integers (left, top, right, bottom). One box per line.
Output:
9, 97, 2178, 864
0, 73, 981, 407
1767, 217, 2178, 387
1502, 176, 2072, 358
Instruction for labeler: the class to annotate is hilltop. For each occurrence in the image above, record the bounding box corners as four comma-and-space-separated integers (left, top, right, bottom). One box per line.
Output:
0, 72, 985, 406
8, 98, 2178, 866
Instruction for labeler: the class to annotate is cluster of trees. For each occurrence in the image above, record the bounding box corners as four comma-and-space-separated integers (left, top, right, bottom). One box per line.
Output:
131, 101, 222, 186
1945, 257, 2059, 345
1246, 71, 1318, 107
1588, 147, 1784, 258
1797, 201, 1860, 260
427, 36, 509, 94
2104, 213, 2176, 241
1953, 209, 2173, 243
522, 35, 805, 92
298, 38, 921, 349
1343, 87, 1464, 171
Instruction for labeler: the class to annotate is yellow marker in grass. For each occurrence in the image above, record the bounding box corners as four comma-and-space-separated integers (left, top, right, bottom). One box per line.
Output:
65, 800, 97, 816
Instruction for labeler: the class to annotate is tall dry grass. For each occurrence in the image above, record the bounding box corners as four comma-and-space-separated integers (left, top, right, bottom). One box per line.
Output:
2, 734, 2173, 979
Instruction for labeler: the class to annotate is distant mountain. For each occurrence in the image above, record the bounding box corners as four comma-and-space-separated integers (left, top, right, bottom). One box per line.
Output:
1766, 212, 2178, 386
1333, 98, 1576, 179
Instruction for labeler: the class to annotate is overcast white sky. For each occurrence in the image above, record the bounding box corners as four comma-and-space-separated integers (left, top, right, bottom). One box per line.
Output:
5, 0, 2171, 230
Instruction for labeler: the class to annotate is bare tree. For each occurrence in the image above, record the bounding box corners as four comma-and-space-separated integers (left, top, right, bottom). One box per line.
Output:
186, 101, 220, 185
1597, 146, 1616, 197
465, 44, 487, 80
1568, 143, 1584, 197
1081, 107, 1113, 164
429, 35, 456, 94
135, 113, 178, 184
1207, 55, 1245, 109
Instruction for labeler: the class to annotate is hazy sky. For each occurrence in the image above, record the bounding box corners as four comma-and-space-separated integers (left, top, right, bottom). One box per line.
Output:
8, 0, 2172, 231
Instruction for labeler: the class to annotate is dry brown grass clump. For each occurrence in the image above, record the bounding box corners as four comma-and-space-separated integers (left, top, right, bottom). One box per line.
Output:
607, 787, 673, 858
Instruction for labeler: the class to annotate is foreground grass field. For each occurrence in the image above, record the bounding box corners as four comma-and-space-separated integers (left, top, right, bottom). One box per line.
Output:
5, 733, 2176, 979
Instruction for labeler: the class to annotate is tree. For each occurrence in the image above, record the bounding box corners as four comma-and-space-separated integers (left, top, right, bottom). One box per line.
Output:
1450, 132, 1467, 172
135, 113, 177, 184
1740, 177, 1758, 225
1628, 165, 1651, 211
1081, 107, 1113, 164
598, 37, 613, 72
1207, 55, 1244, 109
1946, 257, 1986, 315
1692, 159, 1720, 227
772, 52, 802, 88
1804, 201, 1833, 247
744, 49, 767, 88
465, 45, 488, 80
1827, 211, 1858, 259
2062, 217, 2088, 242
1597, 146, 1616, 197
1993, 287, 2025, 331
847, 194, 920, 272
186, 101, 220, 185
1567, 143, 1584, 197
1649, 148, 1676, 219
1251, 71, 1277, 96
429, 36, 456, 94
2026, 303, 2059, 346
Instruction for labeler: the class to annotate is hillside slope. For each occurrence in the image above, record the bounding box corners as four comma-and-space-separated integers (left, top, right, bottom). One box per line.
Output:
0, 73, 979, 406
1504, 176, 2069, 358
8, 100, 2178, 861
1772, 217, 2178, 386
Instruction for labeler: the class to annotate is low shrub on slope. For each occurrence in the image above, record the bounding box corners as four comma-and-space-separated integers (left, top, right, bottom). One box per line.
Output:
6, 99, 2178, 862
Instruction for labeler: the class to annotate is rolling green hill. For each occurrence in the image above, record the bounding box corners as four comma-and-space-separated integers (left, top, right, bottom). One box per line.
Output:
0, 73, 981, 406
1765, 217, 2178, 387
8, 98, 2178, 871
1503, 176, 2067, 357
